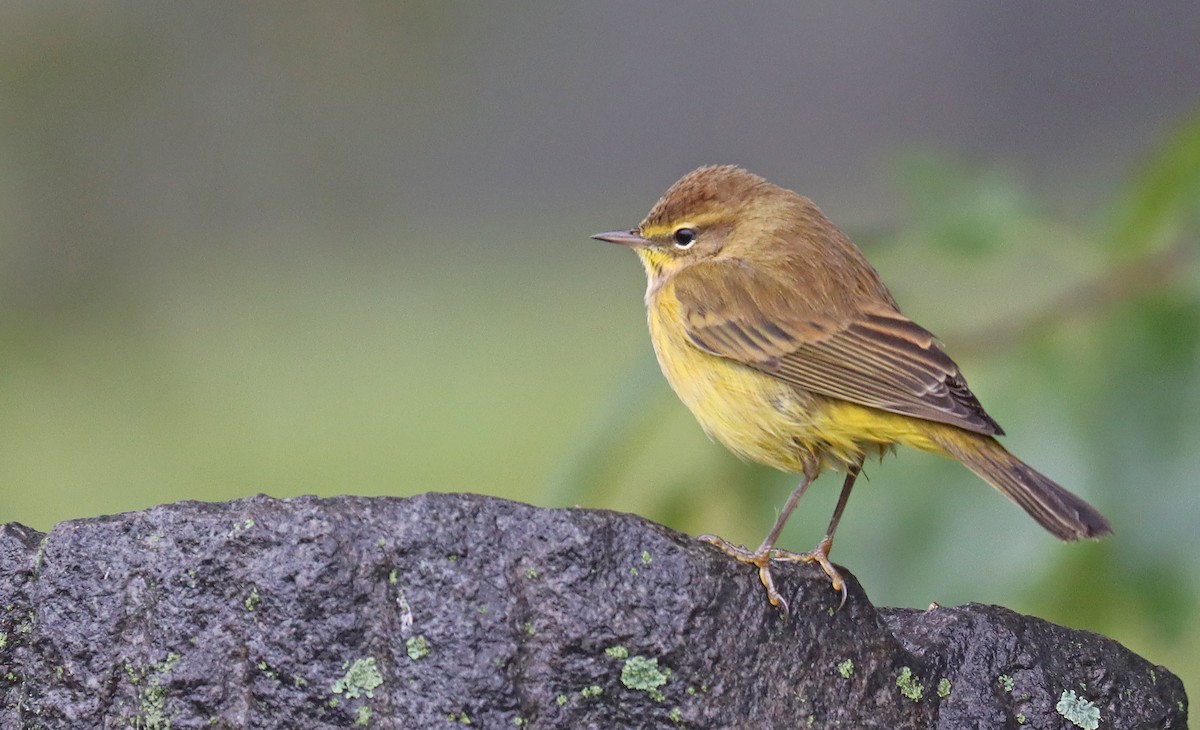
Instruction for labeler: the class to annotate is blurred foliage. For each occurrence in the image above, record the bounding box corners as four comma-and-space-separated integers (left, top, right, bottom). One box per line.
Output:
1, 0, 1195, 707
1, 106, 1196, 697
547, 117, 1200, 694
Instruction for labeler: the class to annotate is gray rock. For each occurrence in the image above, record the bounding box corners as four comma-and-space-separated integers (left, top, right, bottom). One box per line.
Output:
0, 493, 1187, 728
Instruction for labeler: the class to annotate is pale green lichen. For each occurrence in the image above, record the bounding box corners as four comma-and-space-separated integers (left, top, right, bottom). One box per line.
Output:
621, 655, 671, 702
836, 659, 854, 678
1016, 713, 1026, 724
641, 551, 652, 565
257, 660, 277, 681
937, 678, 952, 698
668, 706, 682, 723
244, 586, 261, 612
138, 683, 169, 729
156, 654, 179, 674
354, 705, 372, 727
332, 657, 383, 700
406, 635, 430, 660
124, 652, 182, 730
0, 631, 7, 649
228, 518, 255, 538
388, 569, 398, 585
605, 645, 628, 659
1056, 689, 1100, 729
526, 567, 538, 580
580, 685, 603, 698
523, 621, 536, 636
998, 674, 1014, 692
555, 694, 568, 706
896, 666, 924, 701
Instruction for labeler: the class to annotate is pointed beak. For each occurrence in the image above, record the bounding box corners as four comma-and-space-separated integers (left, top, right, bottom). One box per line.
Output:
591, 229, 651, 248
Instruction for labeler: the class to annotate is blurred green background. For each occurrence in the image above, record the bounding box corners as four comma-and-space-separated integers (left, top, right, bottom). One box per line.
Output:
2, 2, 1198, 699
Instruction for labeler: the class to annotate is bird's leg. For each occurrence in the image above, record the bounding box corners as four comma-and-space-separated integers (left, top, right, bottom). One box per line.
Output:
771, 465, 860, 610
698, 468, 817, 611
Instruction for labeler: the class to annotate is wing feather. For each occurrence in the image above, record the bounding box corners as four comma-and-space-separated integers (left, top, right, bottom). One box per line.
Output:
673, 262, 1004, 436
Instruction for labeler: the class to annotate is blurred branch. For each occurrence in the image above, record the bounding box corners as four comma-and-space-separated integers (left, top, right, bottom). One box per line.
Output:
1109, 113, 1200, 257
955, 113, 1200, 355
949, 240, 1195, 355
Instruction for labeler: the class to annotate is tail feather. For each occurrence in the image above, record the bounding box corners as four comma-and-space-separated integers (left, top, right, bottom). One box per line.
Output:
935, 433, 1112, 541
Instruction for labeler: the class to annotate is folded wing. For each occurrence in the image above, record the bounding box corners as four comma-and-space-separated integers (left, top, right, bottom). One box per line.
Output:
673, 261, 1004, 436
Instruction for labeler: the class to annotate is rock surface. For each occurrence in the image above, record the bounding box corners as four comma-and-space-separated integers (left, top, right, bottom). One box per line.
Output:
0, 493, 1187, 729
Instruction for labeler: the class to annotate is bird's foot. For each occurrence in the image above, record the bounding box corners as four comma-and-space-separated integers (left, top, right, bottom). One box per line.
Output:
698, 534, 848, 613
768, 536, 847, 611
697, 533, 791, 611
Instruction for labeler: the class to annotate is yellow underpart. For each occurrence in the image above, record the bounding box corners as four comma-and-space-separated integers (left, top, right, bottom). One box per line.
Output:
647, 282, 953, 474
638, 248, 673, 280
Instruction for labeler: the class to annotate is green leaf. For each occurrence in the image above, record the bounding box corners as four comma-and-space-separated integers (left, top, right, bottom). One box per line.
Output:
1108, 113, 1200, 257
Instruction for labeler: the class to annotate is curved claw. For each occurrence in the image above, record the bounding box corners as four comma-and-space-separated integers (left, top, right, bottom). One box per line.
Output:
698, 534, 789, 610
755, 562, 789, 613
770, 540, 848, 611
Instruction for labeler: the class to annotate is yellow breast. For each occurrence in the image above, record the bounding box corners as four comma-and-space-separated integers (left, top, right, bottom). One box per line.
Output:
646, 283, 940, 474
646, 285, 825, 472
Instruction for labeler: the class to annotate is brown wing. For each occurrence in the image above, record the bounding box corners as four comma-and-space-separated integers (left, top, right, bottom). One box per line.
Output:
672, 261, 1004, 436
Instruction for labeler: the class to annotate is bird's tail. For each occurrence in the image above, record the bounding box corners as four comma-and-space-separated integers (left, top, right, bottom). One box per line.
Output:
932, 432, 1112, 540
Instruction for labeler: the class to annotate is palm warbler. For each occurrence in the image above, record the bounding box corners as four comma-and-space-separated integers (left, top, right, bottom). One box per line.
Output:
593, 165, 1111, 610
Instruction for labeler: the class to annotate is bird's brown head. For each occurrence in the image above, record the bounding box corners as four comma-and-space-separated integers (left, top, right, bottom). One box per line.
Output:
592, 165, 807, 283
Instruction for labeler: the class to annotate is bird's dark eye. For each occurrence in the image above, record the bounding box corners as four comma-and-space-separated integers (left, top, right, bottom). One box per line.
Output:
672, 228, 697, 249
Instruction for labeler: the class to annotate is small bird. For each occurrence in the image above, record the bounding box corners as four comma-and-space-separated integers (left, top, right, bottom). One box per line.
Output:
593, 165, 1111, 611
